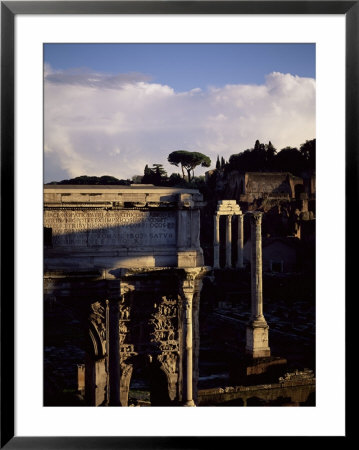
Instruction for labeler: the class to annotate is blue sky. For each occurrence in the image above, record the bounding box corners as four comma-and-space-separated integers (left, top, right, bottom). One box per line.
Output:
44, 43, 315, 92
44, 43, 315, 182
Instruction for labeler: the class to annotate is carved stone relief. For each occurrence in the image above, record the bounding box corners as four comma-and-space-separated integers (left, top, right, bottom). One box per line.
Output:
149, 296, 179, 353
89, 301, 107, 344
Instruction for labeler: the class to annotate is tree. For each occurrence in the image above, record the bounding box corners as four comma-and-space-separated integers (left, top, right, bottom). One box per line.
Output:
216, 155, 221, 170
152, 164, 167, 178
142, 164, 168, 185
300, 139, 315, 170
221, 156, 225, 168
153, 165, 162, 185
142, 164, 153, 184
168, 173, 187, 187
254, 139, 265, 152
168, 150, 211, 182
265, 141, 277, 169
46, 175, 131, 185
266, 141, 277, 158
275, 146, 304, 174
132, 174, 143, 184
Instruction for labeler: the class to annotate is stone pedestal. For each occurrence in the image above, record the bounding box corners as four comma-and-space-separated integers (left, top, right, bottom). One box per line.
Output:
245, 323, 270, 358
246, 213, 271, 358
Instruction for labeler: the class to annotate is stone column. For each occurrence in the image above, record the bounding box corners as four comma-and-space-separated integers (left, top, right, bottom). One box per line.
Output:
236, 214, 244, 268
181, 270, 200, 407
225, 215, 232, 268
213, 214, 220, 268
108, 297, 121, 405
246, 213, 271, 358
105, 299, 110, 405
183, 289, 195, 406
191, 292, 201, 404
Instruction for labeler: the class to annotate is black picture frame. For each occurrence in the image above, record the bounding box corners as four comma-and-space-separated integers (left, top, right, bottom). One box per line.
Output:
1, 1, 353, 447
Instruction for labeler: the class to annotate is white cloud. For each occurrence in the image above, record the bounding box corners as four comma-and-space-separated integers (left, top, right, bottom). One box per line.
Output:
44, 67, 315, 182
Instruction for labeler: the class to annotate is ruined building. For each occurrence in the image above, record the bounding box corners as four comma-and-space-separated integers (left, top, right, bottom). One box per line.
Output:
229, 171, 314, 202
202, 170, 315, 254
44, 185, 209, 406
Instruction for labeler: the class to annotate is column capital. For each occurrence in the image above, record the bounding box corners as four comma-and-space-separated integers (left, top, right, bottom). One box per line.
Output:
250, 212, 263, 226
182, 290, 194, 307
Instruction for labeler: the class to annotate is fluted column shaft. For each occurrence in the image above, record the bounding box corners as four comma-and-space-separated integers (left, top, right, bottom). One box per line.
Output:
213, 214, 220, 268
236, 214, 244, 268
183, 290, 195, 406
108, 297, 121, 405
225, 215, 232, 268
246, 212, 270, 358
251, 213, 264, 319
105, 299, 110, 405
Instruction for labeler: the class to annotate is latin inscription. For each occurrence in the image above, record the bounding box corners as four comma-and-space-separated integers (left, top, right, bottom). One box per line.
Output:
44, 210, 177, 247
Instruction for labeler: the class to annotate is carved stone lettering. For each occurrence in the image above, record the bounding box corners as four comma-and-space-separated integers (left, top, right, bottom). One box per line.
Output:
44, 210, 177, 247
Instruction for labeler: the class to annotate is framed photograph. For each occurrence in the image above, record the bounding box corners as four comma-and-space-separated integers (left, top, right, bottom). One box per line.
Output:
1, 1, 353, 447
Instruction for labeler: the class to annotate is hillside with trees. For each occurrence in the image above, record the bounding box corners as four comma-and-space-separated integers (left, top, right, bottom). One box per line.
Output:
225, 139, 315, 176
46, 139, 314, 191
46, 175, 131, 185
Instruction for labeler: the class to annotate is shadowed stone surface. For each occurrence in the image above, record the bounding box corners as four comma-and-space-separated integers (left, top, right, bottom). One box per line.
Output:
44, 185, 209, 406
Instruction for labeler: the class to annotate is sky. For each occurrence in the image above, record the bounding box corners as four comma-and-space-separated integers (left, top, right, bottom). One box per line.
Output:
44, 43, 316, 183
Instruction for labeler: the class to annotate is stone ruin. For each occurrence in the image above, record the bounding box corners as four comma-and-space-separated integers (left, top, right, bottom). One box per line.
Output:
44, 185, 209, 406
213, 200, 244, 269
212, 203, 271, 359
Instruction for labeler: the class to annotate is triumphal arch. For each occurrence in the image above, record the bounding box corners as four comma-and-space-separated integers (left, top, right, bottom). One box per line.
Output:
44, 185, 208, 406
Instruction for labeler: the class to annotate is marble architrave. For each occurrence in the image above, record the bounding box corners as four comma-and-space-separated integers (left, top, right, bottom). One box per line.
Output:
213, 200, 242, 269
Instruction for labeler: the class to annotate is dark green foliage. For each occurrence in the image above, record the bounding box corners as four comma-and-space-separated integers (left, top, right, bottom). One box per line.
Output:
299, 139, 315, 170
165, 173, 208, 195
216, 155, 221, 170
168, 150, 211, 182
254, 139, 266, 152
142, 164, 168, 186
226, 139, 315, 176
152, 164, 167, 177
46, 175, 131, 185
167, 173, 188, 187
144, 164, 151, 176
275, 146, 303, 173
131, 174, 143, 184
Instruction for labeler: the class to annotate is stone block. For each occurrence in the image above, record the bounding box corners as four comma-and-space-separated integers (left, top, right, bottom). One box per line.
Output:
43, 193, 61, 204
245, 325, 271, 358
177, 250, 204, 268
77, 364, 85, 394
95, 358, 108, 406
